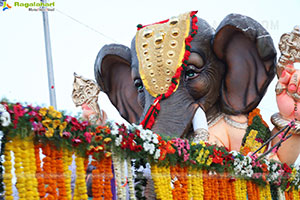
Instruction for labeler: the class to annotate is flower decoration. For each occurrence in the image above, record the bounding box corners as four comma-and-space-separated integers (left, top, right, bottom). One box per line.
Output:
0, 100, 300, 196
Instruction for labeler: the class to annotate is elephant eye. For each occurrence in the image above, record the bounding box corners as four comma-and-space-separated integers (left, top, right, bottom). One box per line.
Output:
134, 78, 144, 93
185, 65, 201, 80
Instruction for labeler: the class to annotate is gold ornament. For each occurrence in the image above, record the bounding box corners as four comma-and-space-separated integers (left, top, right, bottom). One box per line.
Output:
136, 13, 191, 97
275, 81, 287, 95
271, 112, 300, 134
72, 73, 102, 119
277, 26, 300, 77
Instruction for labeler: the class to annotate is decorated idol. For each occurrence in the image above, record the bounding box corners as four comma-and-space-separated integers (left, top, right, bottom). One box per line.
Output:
1, 11, 300, 200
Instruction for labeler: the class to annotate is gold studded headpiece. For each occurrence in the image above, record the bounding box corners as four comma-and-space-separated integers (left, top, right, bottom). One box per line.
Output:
136, 12, 191, 97
137, 11, 198, 130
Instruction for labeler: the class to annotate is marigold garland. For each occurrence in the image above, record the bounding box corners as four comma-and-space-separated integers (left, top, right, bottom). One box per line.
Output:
90, 157, 113, 200
151, 164, 173, 200
34, 143, 46, 198
293, 188, 300, 200
187, 167, 193, 200
2, 101, 300, 199
189, 168, 204, 200
26, 136, 40, 200
218, 173, 230, 200
259, 184, 272, 200
202, 170, 213, 200
62, 148, 73, 200
13, 138, 26, 199
12, 136, 39, 200
246, 180, 258, 200
73, 153, 88, 200
42, 143, 57, 200
91, 159, 104, 200
234, 178, 247, 200
3, 139, 13, 200
56, 148, 68, 199
104, 157, 113, 199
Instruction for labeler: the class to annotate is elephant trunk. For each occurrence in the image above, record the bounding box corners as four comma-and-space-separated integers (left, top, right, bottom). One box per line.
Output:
142, 85, 200, 138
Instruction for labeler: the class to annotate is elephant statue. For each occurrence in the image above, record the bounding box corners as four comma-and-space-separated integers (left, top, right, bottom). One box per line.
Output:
91, 12, 299, 165
94, 11, 276, 150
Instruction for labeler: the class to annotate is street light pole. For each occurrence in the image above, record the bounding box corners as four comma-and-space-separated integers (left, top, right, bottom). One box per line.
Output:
41, 0, 57, 109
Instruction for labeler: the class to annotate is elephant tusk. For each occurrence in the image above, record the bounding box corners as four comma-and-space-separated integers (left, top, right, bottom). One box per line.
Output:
192, 107, 208, 131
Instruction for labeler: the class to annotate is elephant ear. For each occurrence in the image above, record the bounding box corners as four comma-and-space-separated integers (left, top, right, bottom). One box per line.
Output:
213, 14, 277, 115
94, 44, 143, 123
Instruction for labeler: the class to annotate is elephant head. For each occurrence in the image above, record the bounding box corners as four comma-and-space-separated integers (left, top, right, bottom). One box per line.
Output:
94, 12, 276, 138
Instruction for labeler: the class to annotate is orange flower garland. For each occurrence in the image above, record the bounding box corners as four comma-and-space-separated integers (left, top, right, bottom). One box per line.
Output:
218, 173, 230, 200
91, 159, 104, 199
103, 157, 113, 200
56, 148, 68, 199
228, 179, 236, 200
34, 143, 46, 198
171, 165, 188, 200
247, 181, 260, 200
202, 170, 213, 200
285, 189, 294, 200
42, 143, 57, 200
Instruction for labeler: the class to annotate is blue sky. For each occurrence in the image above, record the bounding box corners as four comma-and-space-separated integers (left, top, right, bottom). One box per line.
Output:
1, 0, 300, 125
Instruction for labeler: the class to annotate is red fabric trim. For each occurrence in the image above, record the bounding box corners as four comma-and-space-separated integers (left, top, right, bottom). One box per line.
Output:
137, 19, 170, 30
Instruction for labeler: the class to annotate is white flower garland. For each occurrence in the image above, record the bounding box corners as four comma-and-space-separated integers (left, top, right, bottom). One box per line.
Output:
0, 104, 10, 127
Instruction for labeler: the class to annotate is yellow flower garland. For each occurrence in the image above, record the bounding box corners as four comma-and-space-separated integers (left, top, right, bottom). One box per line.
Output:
73, 153, 88, 200
151, 164, 173, 200
62, 148, 73, 199
259, 184, 272, 200
10, 136, 39, 200
234, 178, 247, 200
26, 137, 40, 200
293, 188, 300, 200
3, 139, 13, 200
187, 167, 193, 200
189, 168, 203, 200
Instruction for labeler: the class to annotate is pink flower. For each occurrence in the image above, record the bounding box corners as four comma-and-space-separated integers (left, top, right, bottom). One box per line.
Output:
185, 140, 190, 150
184, 153, 190, 162
62, 131, 71, 138
84, 132, 92, 143
81, 121, 89, 127
32, 122, 43, 131
65, 115, 72, 123
72, 137, 82, 146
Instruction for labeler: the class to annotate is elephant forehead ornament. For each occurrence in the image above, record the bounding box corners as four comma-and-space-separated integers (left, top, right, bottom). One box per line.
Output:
136, 11, 198, 129
136, 12, 191, 97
